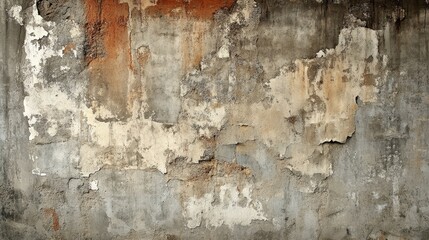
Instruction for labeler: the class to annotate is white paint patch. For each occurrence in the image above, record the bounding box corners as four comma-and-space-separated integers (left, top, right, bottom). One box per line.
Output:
8, 5, 23, 25
348, 192, 359, 206
28, 126, 39, 141
69, 24, 81, 38
23, 3, 72, 143
23, 85, 80, 142
377, 204, 387, 213
183, 100, 226, 138
23, 85, 77, 123
316, 50, 326, 58
32, 168, 47, 176
89, 180, 99, 191
23, 3, 61, 86
217, 45, 230, 58
60, 66, 71, 72
184, 184, 267, 229
47, 122, 58, 136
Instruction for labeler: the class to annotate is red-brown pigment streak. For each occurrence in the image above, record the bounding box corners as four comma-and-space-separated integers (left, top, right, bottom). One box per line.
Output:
85, 0, 131, 120
145, 0, 236, 19
43, 208, 60, 231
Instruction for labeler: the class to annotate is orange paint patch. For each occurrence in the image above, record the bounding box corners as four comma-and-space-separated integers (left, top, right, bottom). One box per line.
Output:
145, 0, 236, 19
43, 208, 60, 231
85, 0, 131, 120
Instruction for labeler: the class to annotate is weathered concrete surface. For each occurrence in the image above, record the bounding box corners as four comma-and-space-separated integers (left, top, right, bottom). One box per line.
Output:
1, 0, 428, 239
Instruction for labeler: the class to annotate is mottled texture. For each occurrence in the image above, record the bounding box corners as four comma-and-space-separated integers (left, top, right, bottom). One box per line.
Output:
85, 0, 131, 120
1, 0, 428, 239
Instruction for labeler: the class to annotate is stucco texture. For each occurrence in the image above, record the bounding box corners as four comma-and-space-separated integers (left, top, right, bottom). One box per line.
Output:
1, 0, 428, 239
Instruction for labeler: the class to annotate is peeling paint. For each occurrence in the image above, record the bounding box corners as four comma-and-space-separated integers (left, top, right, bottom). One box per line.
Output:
184, 184, 267, 228
3, 0, 428, 239
85, 0, 132, 120
8, 5, 23, 25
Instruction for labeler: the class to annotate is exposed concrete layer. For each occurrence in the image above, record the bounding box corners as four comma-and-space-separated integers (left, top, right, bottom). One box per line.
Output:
1, 0, 428, 239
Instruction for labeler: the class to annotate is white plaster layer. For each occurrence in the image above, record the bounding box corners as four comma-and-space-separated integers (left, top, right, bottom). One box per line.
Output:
184, 184, 267, 229
8, 5, 23, 25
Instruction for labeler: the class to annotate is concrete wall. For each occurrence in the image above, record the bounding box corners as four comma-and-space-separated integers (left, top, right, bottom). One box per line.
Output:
1, 0, 428, 239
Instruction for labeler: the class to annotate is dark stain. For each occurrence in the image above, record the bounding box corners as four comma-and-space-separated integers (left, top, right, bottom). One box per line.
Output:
167, 234, 180, 240
366, 55, 374, 63
256, 0, 285, 22
167, 159, 252, 184
0, 187, 25, 221
253, 230, 274, 240
36, 0, 71, 21
308, 94, 326, 113
145, 0, 236, 19
84, 20, 104, 63
348, 1, 372, 27
346, 0, 415, 30
421, 228, 429, 239
363, 73, 376, 86
287, 116, 297, 125
307, 62, 320, 82
255, 1, 345, 80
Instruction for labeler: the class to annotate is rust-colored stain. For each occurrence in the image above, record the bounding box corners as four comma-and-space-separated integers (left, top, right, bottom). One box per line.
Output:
43, 208, 60, 231
136, 46, 150, 68
62, 43, 76, 56
127, 46, 150, 109
85, 0, 131, 120
145, 0, 236, 19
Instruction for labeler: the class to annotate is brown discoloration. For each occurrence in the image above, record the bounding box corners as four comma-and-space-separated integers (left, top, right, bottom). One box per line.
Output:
307, 62, 320, 82
166, 234, 180, 240
287, 116, 297, 124
168, 159, 251, 182
167, 158, 251, 199
126, 46, 150, 107
323, 59, 357, 115
136, 46, 151, 68
181, 22, 208, 71
363, 73, 376, 86
145, 0, 236, 19
223, 161, 252, 176
43, 208, 60, 231
85, 0, 131, 120
62, 42, 76, 55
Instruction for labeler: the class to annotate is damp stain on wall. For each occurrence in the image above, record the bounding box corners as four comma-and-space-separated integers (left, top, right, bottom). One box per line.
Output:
2, 0, 429, 239
85, 0, 131, 121
144, 0, 236, 19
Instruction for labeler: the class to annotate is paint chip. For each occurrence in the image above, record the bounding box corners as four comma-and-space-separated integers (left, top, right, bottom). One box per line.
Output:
8, 5, 23, 25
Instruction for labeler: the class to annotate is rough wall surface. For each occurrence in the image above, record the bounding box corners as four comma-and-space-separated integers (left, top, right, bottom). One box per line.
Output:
1, 0, 428, 239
